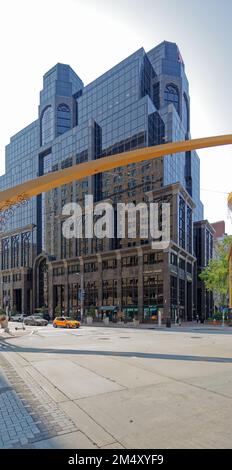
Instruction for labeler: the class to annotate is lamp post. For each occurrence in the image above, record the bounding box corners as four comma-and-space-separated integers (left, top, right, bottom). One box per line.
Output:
76, 272, 84, 322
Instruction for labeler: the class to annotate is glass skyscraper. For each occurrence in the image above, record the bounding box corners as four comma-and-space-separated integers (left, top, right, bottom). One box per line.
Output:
0, 41, 204, 319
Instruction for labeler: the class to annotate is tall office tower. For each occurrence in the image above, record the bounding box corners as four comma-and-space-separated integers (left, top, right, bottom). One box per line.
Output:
194, 220, 214, 319
0, 41, 204, 320
147, 41, 203, 221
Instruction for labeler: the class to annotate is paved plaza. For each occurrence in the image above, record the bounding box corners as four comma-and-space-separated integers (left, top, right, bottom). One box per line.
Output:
1, 323, 232, 448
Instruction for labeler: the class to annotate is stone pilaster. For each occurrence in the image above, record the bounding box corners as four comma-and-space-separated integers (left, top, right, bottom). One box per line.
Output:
96, 254, 102, 308
137, 247, 144, 321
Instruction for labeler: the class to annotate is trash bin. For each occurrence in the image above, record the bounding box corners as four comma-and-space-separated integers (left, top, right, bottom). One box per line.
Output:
166, 318, 171, 328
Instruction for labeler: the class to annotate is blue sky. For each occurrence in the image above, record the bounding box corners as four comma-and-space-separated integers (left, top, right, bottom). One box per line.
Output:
0, 0, 231, 230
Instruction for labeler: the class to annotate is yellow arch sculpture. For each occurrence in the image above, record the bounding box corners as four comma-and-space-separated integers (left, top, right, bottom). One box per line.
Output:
0, 133, 232, 212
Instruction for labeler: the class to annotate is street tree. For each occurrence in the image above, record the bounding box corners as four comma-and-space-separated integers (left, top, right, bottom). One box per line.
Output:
199, 235, 232, 307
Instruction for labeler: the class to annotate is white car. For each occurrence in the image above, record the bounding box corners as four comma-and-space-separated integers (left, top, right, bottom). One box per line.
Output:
24, 315, 48, 326
10, 314, 26, 322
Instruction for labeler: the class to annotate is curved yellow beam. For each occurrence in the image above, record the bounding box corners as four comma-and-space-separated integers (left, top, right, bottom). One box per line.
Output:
0, 134, 232, 212
228, 192, 232, 206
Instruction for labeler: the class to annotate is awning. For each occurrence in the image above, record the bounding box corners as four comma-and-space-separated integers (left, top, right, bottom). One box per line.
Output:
98, 306, 117, 311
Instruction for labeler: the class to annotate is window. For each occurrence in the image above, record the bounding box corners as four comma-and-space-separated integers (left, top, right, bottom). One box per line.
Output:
68, 264, 80, 274
102, 259, 117, 270
144, 274, 163, 307
164, 84, 180, 114
187, 262, 192, 274
179, 197, 186, 249
170, 252, 177, 266
103, 280, 117, 305
53, 267, 65, 276
143, 252, 163, 264
179, 258, 185, 270
122, 256, 138, 267
153, 82, 160, 109
179, 279, 185, 306
170, 276, 177, 305
183, 93, 189, 133
85, 281, 98, 307
2, 238, 10, 270
41, 106, 53, 145
57, 104, 71, 135
122, 278, 138, 306
11, 234, 20, 268
186, 206, 192, 254
21, 232, 31, 267
84, 262, 98, 273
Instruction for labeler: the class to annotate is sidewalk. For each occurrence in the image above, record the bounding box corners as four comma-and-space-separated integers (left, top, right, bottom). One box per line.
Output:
0, 328, 31, 340
81, 320, 232, 331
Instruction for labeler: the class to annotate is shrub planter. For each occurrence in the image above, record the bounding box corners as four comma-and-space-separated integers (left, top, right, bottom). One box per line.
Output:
0, 314, 9, 331
207, 320, 222, 326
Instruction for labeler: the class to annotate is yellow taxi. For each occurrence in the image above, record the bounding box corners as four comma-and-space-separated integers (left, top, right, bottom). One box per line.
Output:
53, 316, 80, 329
151, 315, 158, 321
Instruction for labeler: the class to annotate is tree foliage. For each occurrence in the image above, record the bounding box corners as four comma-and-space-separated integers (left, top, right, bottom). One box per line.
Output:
199, 235, 232, 306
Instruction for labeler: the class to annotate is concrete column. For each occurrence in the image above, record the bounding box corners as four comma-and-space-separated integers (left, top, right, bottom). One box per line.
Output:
10, 273, 14, 312
116, 252, 122, 312
137, 247, 144, 322
96, 254, 102, 308
19, 233, 22, 267
57, 219, 62, 260
78, 257, 84, 317
21, 268, 27, 314
177, 252, 180, 321
63, 260, 69, 315
48, 262, 54, 319
163, 249, 170, 320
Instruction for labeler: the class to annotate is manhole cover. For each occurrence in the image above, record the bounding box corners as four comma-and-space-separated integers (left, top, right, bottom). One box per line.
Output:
190, 336, 202, 339
119, 336, 131, 339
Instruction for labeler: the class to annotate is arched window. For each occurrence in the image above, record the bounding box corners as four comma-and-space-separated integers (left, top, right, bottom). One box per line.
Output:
41, 106, 53, 146
183, 93, 190, 133
164, 84, 180, 114
22, 231, 31, 267
57, 104, 71, 136
11, 234, 20, 268
2, 238, 10, 270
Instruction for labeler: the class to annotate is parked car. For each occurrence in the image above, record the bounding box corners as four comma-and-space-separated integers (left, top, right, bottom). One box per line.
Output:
53, 317, 80, 329
10, 314, 26, 322
24, 315, 48, 326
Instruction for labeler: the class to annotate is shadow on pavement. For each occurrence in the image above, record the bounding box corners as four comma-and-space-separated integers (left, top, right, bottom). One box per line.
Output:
1, 336, 232, 364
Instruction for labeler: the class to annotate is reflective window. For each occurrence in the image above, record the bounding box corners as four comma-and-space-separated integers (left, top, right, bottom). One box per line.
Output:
179, 196, 186, 249
41, 106, 54, 145
183, 93, 189, 132
57, 104, 71, 135
164, 84, 180, 114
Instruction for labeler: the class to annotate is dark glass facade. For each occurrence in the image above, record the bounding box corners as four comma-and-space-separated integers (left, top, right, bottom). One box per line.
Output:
0, 41, 205, 319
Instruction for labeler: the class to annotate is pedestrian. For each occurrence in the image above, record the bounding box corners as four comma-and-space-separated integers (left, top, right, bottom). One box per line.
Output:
196, 314, 199, 324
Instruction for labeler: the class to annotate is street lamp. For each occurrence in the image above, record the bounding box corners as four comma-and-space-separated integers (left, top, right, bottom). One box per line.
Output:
75, 272, 84, 322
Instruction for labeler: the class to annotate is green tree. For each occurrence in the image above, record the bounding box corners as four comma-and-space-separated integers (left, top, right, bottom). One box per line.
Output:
199, 235, 232, 307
